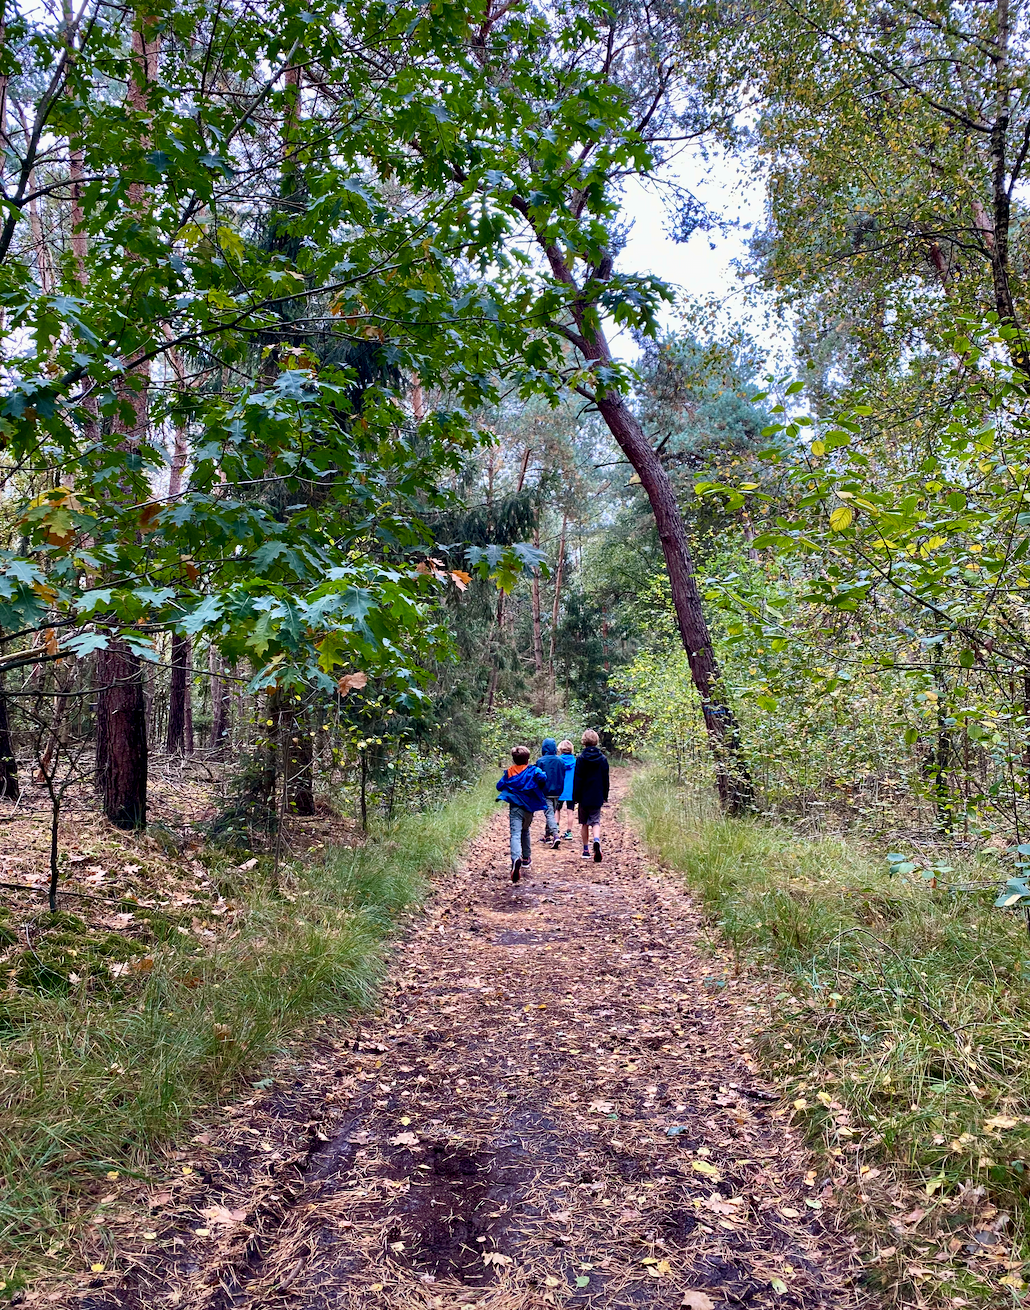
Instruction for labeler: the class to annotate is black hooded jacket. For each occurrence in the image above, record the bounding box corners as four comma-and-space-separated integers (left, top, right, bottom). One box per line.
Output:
571, 744, 609, 810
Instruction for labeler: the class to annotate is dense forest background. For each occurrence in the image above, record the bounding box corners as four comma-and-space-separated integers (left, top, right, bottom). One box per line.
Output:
8, 0, 1030, 856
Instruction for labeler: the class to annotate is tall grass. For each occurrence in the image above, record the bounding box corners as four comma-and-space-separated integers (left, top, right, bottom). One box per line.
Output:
627, 770, 1030, 1306
0, 778, 493, 1277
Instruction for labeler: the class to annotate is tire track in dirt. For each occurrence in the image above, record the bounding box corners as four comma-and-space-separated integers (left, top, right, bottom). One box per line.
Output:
69, 773, 875, 1310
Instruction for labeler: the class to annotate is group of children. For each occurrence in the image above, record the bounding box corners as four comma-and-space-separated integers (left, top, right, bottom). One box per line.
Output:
496, 732, 610, 882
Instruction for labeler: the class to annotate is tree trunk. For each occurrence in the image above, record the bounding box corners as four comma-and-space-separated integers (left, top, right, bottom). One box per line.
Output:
518, 219, 753, 813
531, 526, 545, 707
209, 644, 230, 749
285, 708, 315, 816
95, 641, 147, 829
92, 15, 159, 829
0, 673, 18, 800
166, 634, 194, 755
548, 510, 567, 685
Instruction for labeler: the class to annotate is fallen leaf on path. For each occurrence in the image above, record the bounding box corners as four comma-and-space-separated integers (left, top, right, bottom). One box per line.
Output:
691, 1160, 721, 1181
483, 1252, 513, 1267
389, 1131, 420, 1146
682, 1294, 716, 1310
201, 1205, 247, 1225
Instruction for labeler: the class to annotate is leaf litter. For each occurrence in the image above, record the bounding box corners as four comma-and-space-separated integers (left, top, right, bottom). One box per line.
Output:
55, 775, 874, 1310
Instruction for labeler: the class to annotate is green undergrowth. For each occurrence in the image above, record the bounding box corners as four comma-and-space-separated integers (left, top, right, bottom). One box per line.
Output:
0, 776, 494, 1281
627, 769, 1030, 1308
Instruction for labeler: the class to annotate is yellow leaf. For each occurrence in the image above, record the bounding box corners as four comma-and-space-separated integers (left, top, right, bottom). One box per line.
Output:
984, 1115, 1020, 1131
90, 1263, 105, 1273
810, 440, 825, 457
691, 1160, 721, 1181
829, 506, 854, 531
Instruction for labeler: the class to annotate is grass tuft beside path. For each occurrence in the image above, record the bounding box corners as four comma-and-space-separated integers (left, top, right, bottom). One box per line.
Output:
0, 778, 493, 1278
628, 769, 1030, 1308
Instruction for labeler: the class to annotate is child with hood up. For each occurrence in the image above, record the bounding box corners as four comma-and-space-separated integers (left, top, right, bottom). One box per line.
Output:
535, 738, 566, 850
557, 739, 576, 839
496, 745, 549, 882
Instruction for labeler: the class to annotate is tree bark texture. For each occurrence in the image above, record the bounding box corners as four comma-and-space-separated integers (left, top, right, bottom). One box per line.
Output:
95, 642, 147, 829
0, 675, 18, 800
548, 510, 567, 685
209, 645, 230, 749
166, 634, 194, 755
518, 215, 753, 812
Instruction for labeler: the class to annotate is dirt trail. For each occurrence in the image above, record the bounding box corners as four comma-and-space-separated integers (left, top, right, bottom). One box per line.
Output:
73, 774, 873, 1310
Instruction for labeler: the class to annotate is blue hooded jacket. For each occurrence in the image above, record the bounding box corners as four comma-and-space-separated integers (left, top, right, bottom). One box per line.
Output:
536, 738, 567, 796
558, 751, 576, 803
496, 762, 549, 811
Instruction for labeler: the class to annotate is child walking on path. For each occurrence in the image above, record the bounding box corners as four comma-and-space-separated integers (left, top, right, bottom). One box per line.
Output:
535, 738, 567, 850
557, 739, 576, 839
496, 745, 549, 882
571, 729, 610, 863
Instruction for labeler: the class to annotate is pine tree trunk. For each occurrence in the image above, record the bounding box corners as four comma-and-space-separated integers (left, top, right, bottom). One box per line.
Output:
517, 217, 753, 813
166, 634, 194, 755
548, 510, 567, 686
209, 645, 230, 749
95, 641, 147, 829
531, 527, 545, 708
0, 673, 18, 800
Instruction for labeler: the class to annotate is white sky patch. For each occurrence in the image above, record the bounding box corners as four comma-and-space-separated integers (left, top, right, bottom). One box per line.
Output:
609, 145, 793, 373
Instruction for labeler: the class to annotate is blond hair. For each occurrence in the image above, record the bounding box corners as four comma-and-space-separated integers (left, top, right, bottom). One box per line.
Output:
558, 739, 574, 754
581, 729, 599, 746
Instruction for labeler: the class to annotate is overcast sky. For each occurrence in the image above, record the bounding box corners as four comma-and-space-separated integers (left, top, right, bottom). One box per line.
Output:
609, 146, 792, 371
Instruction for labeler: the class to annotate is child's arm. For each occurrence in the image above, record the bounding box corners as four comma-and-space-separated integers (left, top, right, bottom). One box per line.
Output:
602, 758, 610, 802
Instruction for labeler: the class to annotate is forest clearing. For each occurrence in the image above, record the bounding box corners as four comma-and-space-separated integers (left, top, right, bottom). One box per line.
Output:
3, 0, 1030, 1304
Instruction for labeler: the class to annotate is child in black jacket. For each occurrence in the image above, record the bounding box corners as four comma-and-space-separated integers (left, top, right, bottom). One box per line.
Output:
571, 729, 609, 862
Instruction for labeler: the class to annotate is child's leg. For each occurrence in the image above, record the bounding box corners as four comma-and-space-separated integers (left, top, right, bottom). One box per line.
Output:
544, 798, 558, 837
580, 821, 589, 846
509, 807, 523, 864
521, 809, 533, 861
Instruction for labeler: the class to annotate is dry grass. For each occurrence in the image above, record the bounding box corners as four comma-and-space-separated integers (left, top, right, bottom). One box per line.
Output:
628, 768, 1030, 1309
0, 774, 495, 1291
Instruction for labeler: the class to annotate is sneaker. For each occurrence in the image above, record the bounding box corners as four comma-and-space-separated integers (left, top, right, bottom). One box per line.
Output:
593, 839, 602, 863
582, 845, 591, 858
562, 830, 573, 840
511, 858, 522, 883
552, 837, 562, 850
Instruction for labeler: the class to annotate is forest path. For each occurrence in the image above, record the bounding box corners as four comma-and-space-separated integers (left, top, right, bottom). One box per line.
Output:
76, 772, 873, 1310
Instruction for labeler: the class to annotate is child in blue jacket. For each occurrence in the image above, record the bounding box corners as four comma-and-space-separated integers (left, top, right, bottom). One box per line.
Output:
557, 739, 577, 839
496, 745, 549, 882
535, 738, 566, 849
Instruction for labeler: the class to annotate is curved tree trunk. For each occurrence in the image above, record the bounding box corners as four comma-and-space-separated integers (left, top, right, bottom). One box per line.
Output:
516, 214, 753, 812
